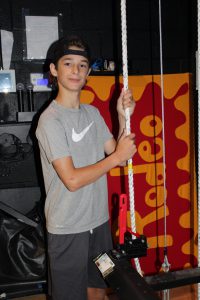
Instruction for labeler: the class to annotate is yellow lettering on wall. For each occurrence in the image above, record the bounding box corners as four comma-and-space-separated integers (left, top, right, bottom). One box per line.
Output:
110, 163, 164, 186
134, 205, 169, 234
145, 186, 166, 208
140, 115, 162, 137
138, 137, 163, 162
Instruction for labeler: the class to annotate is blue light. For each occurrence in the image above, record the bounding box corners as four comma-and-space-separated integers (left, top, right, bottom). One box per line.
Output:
36, 78, 48, 86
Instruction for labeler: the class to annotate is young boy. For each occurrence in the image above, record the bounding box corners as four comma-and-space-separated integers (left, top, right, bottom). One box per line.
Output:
36, 35, 136, 300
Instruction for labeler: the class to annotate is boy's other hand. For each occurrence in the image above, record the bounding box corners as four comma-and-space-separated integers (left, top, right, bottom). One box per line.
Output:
117, 89, 136, 118
114, 130, 137, 164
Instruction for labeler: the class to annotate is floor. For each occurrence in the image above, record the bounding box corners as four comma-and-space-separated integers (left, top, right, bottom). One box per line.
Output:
9, 284, 198, 300
11, 292, 119, 300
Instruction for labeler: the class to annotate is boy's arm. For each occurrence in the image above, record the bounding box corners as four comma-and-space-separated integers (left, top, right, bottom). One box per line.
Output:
52, 89, 136, 192
52, 131, 136, 192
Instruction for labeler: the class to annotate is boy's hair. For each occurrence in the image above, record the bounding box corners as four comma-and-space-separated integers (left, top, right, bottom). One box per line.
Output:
49, 35, 91, 67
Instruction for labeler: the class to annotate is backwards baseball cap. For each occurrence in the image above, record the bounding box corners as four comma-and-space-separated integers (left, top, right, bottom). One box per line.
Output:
48, 35, 91, 65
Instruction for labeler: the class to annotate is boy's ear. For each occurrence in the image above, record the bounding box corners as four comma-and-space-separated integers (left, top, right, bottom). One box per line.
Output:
50, 63, 57, 77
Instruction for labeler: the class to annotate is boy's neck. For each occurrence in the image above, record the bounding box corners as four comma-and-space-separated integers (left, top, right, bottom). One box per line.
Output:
55, 90, 80, 109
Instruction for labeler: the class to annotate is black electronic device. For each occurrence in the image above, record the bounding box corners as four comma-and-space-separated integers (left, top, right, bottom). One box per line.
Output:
17, 83, 36, 122
94, 192, 153, 299
27, 83, 34, 111
94, 247, 160, 300
115, 232, 148, 259
16, 83, 25, 112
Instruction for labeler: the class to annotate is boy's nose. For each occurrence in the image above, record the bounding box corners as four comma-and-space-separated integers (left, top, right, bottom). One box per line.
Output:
72, 64, 79, 74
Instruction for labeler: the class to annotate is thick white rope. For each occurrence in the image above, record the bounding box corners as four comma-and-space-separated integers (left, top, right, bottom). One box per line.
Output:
197, 0, 200, 298
120, 0, 142, 276
158, 2, 170, 299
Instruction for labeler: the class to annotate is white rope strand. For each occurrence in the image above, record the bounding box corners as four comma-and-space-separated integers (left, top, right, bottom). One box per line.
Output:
197, 0, 200, 299
158, 1, 170, 297
121, 0, 128, 92
158, 0, 171, 295
158, 0, 170, 274
120, 0, 142, 276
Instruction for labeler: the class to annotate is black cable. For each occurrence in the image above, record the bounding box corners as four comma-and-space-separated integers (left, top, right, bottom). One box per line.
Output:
0, 30, 4, 69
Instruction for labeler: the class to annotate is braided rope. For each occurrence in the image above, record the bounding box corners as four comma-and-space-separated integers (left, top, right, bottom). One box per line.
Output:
120, 0, 142, 276
197, 1, 200, 298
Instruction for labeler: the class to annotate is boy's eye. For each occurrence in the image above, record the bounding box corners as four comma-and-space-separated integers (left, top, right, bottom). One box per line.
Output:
80, 64, 87, 68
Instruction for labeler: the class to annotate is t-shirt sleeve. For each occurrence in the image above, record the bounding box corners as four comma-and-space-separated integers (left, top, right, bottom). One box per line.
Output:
36, 118, 71, 163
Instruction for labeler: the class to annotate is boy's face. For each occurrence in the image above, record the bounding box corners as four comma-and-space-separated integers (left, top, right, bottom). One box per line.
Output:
50, 46, 90, 92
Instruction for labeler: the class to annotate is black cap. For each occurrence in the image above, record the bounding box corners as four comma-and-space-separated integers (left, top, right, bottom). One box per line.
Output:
47, 36, 91, 66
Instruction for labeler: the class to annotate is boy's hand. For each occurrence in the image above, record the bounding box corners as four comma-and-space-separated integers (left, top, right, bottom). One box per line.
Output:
117, 89, 136, 118
114, 130, 137, 164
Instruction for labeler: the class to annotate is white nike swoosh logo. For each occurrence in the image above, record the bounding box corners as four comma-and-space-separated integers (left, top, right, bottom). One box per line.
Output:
72, 121, 94, 142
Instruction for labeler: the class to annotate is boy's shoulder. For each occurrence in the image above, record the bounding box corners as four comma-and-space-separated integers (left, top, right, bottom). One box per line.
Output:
38, 101, 59, 126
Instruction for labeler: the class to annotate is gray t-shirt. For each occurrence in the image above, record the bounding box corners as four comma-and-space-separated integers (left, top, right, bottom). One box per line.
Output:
36, 100, 113, 234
